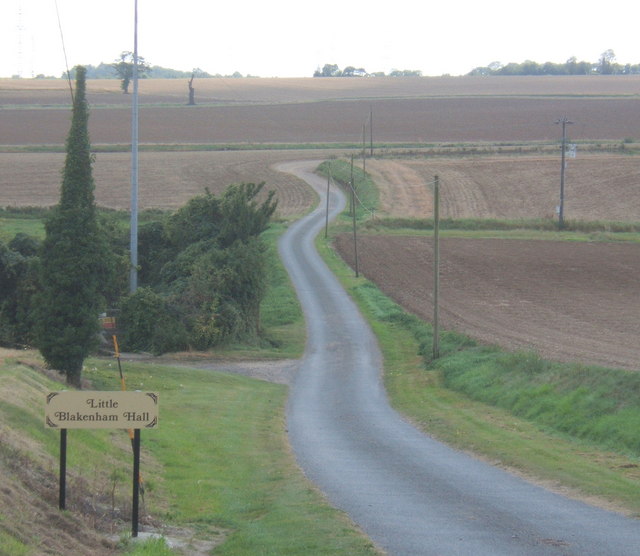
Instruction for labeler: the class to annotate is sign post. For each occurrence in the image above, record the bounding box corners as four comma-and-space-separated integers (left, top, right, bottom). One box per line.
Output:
45, 391, 158, 536
59, 428, 67, 510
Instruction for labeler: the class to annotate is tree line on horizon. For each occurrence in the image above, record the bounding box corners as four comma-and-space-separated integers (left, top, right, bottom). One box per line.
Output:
316, 51, 640, 78
313, 63, 422, 77
469, 50, 640, 76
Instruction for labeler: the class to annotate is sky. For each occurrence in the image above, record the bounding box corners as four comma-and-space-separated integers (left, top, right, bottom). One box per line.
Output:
1, 0, 638, 79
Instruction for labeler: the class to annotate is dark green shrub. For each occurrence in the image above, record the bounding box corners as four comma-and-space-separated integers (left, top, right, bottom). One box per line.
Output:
118, 287, 187, 355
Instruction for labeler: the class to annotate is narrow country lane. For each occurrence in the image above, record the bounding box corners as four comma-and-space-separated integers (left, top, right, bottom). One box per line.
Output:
277, 161, 640, 556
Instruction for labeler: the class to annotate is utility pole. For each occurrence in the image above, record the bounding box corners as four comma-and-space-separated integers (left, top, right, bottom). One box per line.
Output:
350, 155, 355, 216
325, 165, 331, 239
362, 122, 366, 174
432, 175, 440, 360
370, 105, 373, 157
556, 117, 572, 230
130, 0, 139, 293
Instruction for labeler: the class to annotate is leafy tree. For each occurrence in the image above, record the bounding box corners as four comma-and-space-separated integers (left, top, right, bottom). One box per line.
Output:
112, 51, 151, 93
34, 66, 111, 387
598, 49, 616, 74
218, 182, 277, 248
315, 63, 341, 77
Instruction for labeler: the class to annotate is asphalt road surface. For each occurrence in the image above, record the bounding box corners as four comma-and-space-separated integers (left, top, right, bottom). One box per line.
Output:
278, 161, 640, 555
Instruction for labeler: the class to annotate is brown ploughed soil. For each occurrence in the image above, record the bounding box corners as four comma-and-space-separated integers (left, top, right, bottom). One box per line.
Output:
3, 76, 640, 145
0, 150, 331, 215
366, 155, 640, 222
334, 234, 640, 371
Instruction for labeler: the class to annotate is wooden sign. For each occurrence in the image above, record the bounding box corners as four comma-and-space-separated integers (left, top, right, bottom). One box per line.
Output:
45, 391, 158, 429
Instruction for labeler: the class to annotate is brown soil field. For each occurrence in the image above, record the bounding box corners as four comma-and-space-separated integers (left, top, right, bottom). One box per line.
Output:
367, 154, 640, 221
3, 75, 640, 104
2, 76, 640, 145
3, 97, 640, 145
0, 150, 331, 215
334, 235, 640, 371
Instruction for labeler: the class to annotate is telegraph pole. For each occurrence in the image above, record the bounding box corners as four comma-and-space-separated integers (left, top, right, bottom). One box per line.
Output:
556, 117, 572, 230
369, 105, 373, 157
362, 122, 366, 174
432, 176, 440, 360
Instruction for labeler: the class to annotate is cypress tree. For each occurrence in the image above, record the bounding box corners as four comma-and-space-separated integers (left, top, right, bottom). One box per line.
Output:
35, 66, 107, 388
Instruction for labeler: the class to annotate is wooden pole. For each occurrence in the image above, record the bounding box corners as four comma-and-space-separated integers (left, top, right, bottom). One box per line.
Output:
369, 106, 373, 157
362, 122, 366, 174
432, 176, 440, 360
352, 183, 359, 278
325, 167, 331, 239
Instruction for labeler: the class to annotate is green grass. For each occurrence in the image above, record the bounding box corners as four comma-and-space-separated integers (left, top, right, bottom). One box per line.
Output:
258, 223, 305, 357
121, 537, 175, 555
0, 530, 30, 556
317, 159, 379, 220
0, 217, 46, 241
363, 216, 640, 236
438, 349, 640, 456
85, 360, 380, 554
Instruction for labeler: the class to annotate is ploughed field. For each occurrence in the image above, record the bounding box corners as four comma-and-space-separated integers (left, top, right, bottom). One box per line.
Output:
0, 150, 321, 217
334, 235, 640, 371
2, 76, 640, 369
3, 75, 640, 144
366, 155, 640, 222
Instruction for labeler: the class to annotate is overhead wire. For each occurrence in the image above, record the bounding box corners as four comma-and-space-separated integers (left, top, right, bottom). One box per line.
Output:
53, 0, 74, 103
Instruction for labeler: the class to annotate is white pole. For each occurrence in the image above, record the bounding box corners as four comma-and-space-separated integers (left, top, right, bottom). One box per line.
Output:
129, 0, 139, 293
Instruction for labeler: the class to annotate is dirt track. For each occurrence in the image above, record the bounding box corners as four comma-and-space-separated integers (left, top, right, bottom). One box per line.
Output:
334, 234, 640, 371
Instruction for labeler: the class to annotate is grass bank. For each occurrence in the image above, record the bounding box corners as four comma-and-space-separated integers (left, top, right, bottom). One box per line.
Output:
0, 351, 380, 555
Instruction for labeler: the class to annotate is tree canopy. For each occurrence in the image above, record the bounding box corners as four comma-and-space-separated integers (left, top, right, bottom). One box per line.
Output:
112, 51, 152, 93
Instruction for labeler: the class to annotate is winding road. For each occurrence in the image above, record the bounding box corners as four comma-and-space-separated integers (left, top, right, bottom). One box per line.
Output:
278, 161, 640, 555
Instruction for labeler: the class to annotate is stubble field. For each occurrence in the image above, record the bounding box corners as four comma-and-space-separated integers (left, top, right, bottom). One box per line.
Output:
2, 76, 640, 369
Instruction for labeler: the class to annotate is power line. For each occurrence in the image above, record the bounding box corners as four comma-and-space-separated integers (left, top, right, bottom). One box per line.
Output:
54, 0, 74, 102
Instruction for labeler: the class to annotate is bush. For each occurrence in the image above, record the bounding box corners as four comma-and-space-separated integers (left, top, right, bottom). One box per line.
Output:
118, 287, 187, 355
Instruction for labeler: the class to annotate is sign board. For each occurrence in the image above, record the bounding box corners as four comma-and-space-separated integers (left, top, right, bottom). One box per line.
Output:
45, 391, 158, 429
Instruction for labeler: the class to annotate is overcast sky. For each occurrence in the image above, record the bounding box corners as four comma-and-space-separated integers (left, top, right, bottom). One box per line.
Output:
1, 0, 638, 78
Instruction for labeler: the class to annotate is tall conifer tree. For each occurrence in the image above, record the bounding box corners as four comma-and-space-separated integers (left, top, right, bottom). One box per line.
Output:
35, 66, 107, 387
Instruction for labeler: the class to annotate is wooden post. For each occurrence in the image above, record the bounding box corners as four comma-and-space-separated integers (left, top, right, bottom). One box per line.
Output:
59, 429, 67, 510
132, 429, 141, 537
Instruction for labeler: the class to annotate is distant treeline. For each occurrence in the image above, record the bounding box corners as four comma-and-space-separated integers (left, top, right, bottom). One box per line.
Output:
468, 50, 640, 76
64, 63, 254, 80
313, 64, 422, 77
